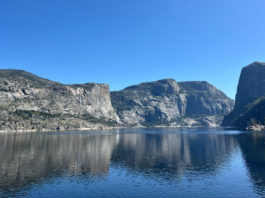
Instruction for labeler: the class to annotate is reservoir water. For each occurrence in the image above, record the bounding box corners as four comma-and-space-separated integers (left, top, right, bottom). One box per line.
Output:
0, 128, 265, 198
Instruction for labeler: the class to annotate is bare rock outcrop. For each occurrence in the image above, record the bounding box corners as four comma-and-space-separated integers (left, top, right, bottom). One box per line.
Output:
0, 70, 119, 132
111, 79, 234, 127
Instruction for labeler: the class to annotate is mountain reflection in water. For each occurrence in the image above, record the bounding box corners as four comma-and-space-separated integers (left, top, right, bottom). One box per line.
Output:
0, 129, 265, 197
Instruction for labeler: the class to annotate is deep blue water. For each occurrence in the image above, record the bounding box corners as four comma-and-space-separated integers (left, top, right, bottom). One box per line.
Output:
0, 128, 265, 198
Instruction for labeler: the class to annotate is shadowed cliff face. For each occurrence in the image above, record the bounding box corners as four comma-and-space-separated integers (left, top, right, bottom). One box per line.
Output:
0, 70, 120, 132
234, 62, 265, 112
222, 62, 265, 129
178, 81, 234, 116
111, 79, 234, 127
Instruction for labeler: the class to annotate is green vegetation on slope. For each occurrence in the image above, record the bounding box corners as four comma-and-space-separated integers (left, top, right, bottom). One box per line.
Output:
232, 97, 265, 129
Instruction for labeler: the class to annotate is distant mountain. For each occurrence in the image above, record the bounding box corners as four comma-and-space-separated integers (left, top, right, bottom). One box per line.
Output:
0, 69, 120, 132
222, 62, 265, 130
111, 79, 234, 127
0, 69, 235, 132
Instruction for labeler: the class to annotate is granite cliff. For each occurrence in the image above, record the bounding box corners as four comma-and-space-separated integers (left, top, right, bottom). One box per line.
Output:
222, 62, 265, 130
0, 70, 119, 132
0, 70, 234, 132
111, 79, 234, 127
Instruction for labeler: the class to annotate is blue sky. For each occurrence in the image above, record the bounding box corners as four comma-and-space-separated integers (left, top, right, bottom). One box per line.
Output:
0, 0, 265, 98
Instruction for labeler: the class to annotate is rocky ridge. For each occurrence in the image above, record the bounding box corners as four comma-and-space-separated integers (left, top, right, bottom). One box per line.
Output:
111, 79, 234, 127
0, 69, 235, 132
0, 70, 120, 132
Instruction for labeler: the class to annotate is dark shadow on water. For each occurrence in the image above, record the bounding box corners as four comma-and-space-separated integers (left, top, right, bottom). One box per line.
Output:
238, 132, 265, 196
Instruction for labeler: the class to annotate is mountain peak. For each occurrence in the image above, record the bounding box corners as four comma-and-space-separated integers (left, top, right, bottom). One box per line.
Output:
244, 61, 265, 69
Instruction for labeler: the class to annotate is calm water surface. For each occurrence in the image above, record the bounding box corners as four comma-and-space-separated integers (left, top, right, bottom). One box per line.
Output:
0, 128, 265, 198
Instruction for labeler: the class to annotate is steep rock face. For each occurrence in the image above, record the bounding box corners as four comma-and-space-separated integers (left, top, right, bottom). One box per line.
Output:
222, 62, 265, 128
232, 97, 265, 130
111, 79, 234, 127
178, 81, 234, 116
0, 70, 119, 132
234, 62, 265, 111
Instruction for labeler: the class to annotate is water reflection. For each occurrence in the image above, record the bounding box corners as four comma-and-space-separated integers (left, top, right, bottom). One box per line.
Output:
238, 133, 265, 195
0, 133, 119, 191
111, 133, 238, 179
0, 130, 265, 197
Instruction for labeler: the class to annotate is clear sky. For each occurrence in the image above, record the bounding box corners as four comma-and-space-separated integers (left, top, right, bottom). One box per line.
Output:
0, 0, 265, 98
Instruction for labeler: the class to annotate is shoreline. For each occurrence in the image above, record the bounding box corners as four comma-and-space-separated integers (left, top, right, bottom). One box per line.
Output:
0, 125, 249, 134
